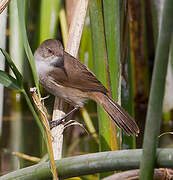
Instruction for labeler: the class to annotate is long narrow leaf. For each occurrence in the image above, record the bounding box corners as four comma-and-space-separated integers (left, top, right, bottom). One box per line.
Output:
9, 0, 24, 75
0, 48, 23, 86
17, 0, 40, 94
89, 0, 118, 154
103, 0, 121, 148
0, 6, 7, 136
89, 1, 118, 178
38, 0, 61, 44
121, 50, 136, 149
21, 89, 46, 142
0, 70, 21, 90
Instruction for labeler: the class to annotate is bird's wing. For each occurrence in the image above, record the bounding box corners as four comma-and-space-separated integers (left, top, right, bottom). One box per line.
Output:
48, 51, 108, 94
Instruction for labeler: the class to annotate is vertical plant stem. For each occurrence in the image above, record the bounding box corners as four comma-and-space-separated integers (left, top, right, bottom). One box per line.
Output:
10, 91, 23, 169
121, 2, 136, 149
80, 108, 98, 143
139, 0, 173, 179
21, 89, 45, 138
150, 0, 159, 45
9, 0, 24, 168
65, 0, 88, 57
31, 89, 58, 180
9, 0, 24, 74
128, 0, 149, 147
0, 8, 7, 136
103, 0, 121, 148
89, 0, 118, 151
79, 15, 99, 153
59, 8, 68, 47
17, 0, 40, 94
103, 0, 121, 104
89, 1, 119, 178
122, 51, 136, 149
38, 0, 61, 45
79, 17, 93, 70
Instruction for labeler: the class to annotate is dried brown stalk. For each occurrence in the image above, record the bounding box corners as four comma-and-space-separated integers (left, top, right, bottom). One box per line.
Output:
30, 87, 58, 180
0, 0, 10, 14
51, 0, 89, 162
12, 152, 40, 163
102, 169, 173, 180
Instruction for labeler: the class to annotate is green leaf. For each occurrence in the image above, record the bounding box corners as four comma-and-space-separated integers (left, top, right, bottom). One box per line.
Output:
17, 0, 40, 95
38, 0, 61, 44
0, 70, 21, 90
89, 2, 118, 178
103, 0, 122, 148
0, 48, 23, 86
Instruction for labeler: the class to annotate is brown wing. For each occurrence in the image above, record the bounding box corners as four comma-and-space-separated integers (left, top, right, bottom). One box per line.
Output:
49, 51, 108, 94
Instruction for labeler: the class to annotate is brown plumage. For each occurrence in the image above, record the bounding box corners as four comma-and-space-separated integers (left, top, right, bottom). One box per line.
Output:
34, 39, 139, 136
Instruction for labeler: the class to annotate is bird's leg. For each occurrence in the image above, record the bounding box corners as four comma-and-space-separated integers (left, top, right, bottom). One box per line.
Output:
40, 95, 50, 101
50, 106, 80, 129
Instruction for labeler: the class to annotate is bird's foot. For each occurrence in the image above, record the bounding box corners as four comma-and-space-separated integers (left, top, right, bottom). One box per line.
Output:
50, 107, 79, 129
40, 95, 50, 101
50, 117, 65, 129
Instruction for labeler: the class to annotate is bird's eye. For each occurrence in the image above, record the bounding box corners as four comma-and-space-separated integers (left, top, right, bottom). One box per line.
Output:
47, 48, 53, 54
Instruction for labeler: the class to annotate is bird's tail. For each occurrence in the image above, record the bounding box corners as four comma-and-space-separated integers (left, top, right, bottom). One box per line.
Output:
92, 92, 139, 136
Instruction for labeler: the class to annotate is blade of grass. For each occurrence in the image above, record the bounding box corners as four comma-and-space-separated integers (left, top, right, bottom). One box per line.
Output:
0, 7, 7, 135
121, 50, 136, 149
103, 0, 121, 105
38, 0, 61, 45
80, 108, 98, 143
79, 14, 93, 71
17, 0, 40, 94
9, 0, 24, 75
139, 0, 173, 179
89, 0, 118, 152
0, 70, 21, 90
103, 0, 121, 148
121, 2, 136, 149
89, 1, 118, 178
9, 0, 25, 169
128, 0, 150, 148
79, 14, 99, 153
0, 48, 23, 86
150, 0, 159, 46
21, 89, 45, 139
59, 8, 68, 47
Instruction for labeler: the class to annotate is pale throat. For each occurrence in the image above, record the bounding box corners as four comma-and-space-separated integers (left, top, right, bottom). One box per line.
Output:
34, 52, 59, 75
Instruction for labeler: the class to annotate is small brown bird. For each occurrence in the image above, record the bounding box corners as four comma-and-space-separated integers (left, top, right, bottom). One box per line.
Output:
34, 39, 139, 136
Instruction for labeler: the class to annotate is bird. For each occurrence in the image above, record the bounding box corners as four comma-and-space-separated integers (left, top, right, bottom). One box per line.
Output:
34, 39, 139, 136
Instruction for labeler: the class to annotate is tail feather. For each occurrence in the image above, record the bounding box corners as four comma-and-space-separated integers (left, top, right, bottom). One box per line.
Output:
93, 93, 139, 136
